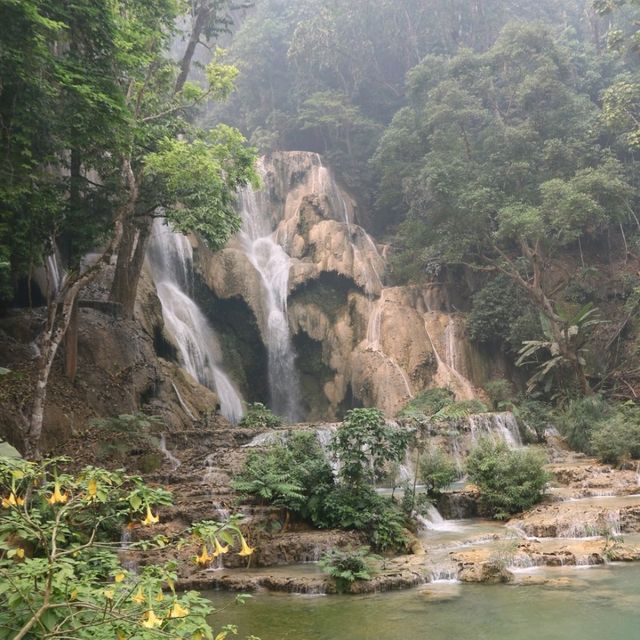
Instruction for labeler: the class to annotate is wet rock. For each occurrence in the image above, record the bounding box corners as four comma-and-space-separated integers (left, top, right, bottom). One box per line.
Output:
438, 490, 480, 519
458, 560, 514, 584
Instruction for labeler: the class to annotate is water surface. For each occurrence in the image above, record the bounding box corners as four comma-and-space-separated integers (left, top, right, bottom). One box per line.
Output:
206, 563, 640, 640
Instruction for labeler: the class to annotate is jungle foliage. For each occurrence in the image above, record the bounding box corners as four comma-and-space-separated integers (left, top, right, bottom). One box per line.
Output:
466, 439, 550, 518
232, 410, 410, 551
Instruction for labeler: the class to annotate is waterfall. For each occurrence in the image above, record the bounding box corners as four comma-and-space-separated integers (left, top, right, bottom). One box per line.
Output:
468, 412, 523, 448
417, 505, 462, 532
148, 220, 244, 424
237, 186, 302, 422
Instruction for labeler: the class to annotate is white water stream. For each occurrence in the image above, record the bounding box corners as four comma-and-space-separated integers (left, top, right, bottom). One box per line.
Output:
237, 184, 303, 422
148, 221, 244, 424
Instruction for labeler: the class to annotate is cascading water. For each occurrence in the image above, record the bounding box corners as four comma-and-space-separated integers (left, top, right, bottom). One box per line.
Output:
237, 185, 303, 421
468, 412, 523, 448
148, 220, 244, 424
366, 291, 414, 399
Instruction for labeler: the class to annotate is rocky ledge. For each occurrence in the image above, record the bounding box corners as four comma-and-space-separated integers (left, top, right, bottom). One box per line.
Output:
179, 554, 428, 594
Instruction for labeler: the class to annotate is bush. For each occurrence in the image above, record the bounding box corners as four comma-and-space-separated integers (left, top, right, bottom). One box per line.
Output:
433, 399, 488, 420
319, 547, 380, 591
483, 379, 514, 411
467, 276, 541, 351
231, 450, 306, 512
239, 402, 282, 429
322, 485, 408, 551
466, 439, 549, 518
232, 432, 335, 527
398, 388, 455, 419
590, 406, 640, 465
331, 408, 411, 487
556, 395, 611, 453
419, 448, 458, 495
514, 398, 553, 443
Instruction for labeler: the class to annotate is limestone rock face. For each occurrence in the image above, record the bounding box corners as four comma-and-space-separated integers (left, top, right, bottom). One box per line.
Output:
196, 151, 491, 418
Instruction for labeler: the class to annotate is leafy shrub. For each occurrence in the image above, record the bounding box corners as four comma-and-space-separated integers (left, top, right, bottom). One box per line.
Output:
0, 457, 249, 639
322, 485, 408, 551
231, 450, 305, 511
319, 547, 380, 591
398, 388, 455, 419
331, 408, 411, 487
514, 398, 553, 443
483, 379, 514, 411
466, 439, 549, 518
590, 406, 640, 465
556, 395, 611, 453
232, 432, 334, 525
467, 276, 541, 351
239, 402, 282, 429
419, 448, 458, 495
433, 399, 488, 420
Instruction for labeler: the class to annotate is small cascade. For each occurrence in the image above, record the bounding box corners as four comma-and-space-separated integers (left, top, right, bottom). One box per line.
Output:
238, 185, 302, 422
468, 412, 522, 448
315, 425, 339, 475
45, 251, 65, 298
418, 505, 462, 532
366, 291, 414, 400
119, 528, 138, 573
423, 315, 476, 400
158, 433, 181, 471
244, 430, 289, 448
148, 220, 244, 424
426, 563, 459, 583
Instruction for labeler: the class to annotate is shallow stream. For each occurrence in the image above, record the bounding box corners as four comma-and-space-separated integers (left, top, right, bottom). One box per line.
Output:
206, 563, 640, 639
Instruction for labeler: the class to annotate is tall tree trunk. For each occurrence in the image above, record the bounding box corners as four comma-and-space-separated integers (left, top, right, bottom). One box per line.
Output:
25, 161, 136, 459
175, 3, 211, 94
109, 216, 151, 319
63, 299, 79, 381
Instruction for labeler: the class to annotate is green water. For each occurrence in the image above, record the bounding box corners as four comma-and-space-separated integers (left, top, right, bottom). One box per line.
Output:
207, 564, 640, 640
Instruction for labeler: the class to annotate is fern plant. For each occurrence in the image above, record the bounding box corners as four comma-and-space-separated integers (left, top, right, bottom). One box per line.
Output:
319, 547, 380, 591
231, 451, 305, 511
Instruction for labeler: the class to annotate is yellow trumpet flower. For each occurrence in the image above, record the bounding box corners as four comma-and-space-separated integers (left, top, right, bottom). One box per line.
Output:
114, 572, 125, 583
213, 537, 229, 555
103, 589, 115, 600
195, 544, 213, 566
169, 602, 190, 618
132, 589, 146, 605
15, 547, 25, 559
47, 482, 68, 505
155, 591, 164, 603
237, 535, 254, 557
141, 505, 159, 526
87, 478, 98, 501
141, 609, 163, 629
2, 493, 24, 508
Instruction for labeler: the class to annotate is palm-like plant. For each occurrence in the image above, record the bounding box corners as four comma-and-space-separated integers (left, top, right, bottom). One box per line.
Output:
516, 303, 603, 396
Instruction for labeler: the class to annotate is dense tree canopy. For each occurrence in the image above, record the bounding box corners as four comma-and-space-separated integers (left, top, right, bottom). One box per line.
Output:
0, 0, 257, 456
372, 22, 638, 392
